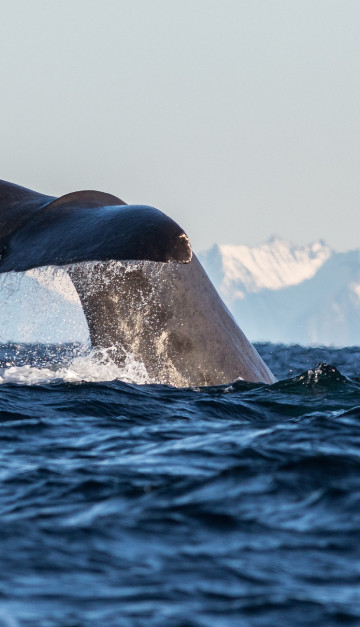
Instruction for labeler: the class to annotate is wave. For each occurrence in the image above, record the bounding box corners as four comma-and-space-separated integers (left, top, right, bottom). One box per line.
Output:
0, 342, 359, 625
1, 343, 360, 402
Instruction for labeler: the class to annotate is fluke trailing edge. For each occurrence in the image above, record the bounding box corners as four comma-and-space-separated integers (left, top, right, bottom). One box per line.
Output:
0, 179, 276, 386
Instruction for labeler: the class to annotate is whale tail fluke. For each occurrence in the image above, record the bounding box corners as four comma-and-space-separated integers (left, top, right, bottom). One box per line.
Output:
0, 179, 275, 386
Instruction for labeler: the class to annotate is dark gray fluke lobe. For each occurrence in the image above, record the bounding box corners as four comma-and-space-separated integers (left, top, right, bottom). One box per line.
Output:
0, 180, 192, 271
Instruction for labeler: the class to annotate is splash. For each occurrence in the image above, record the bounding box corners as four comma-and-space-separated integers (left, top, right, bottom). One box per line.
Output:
0, 263, 157, 385
0, 267, 88, 344
0, 261, 148, 345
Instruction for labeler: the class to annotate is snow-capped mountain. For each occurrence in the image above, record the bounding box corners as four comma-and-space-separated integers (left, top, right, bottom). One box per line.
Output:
199, 239, 360, 346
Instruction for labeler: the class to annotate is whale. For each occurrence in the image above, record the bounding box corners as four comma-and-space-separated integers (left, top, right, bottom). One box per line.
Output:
0, 179, 276, 386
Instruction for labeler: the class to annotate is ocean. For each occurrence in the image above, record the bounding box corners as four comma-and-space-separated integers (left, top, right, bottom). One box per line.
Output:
0, 342, 359, 626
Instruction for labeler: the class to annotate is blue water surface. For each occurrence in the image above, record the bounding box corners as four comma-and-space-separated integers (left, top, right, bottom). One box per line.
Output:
0, 342, 360, 626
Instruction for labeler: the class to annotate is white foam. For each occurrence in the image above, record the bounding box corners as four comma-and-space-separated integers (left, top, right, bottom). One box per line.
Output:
0, 347, 151, 386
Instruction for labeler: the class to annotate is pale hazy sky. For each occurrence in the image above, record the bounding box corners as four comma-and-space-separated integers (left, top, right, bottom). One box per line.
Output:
1, 0, 360, 253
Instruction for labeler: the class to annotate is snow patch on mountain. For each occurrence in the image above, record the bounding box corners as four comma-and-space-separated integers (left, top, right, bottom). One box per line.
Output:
201, 238, 332, 300
199, 239, 360, 346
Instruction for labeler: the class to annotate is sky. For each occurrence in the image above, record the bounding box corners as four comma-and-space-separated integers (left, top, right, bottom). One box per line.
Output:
1, 0, 360, 253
